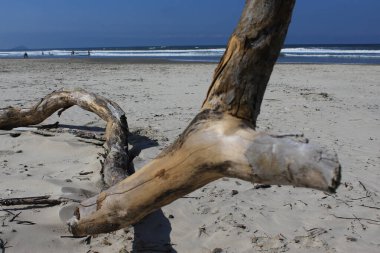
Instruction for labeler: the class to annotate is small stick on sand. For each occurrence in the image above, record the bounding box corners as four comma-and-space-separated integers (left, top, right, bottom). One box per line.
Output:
0, 238, 7, 253
359, 204, 380, 210
37, 121, 60, 129
331, 214, 380, 223
0, 195, 64, 206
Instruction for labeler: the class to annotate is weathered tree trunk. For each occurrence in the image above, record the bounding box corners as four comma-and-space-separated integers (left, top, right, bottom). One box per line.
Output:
66, 0, 340, 236
202, 0, 295, 127
0, 89, 131, 186
0, 0, 342, 237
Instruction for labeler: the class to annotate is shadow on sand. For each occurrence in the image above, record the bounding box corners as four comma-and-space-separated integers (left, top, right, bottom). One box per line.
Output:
129, 131, 176, 252
43, 123, 176, 251
132, 209, 177, 253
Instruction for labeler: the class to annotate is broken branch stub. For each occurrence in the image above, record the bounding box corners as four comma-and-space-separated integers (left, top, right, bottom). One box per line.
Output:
0, 89, 131, 187
68, 112, 340, 235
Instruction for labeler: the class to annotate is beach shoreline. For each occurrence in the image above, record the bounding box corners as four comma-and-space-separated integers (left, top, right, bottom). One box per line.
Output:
2, 43, 380, 65
0, 59, 379, 252
2, 57, 380, 66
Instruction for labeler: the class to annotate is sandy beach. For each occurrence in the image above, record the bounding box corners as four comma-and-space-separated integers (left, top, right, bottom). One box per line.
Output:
0, 59, 379, 253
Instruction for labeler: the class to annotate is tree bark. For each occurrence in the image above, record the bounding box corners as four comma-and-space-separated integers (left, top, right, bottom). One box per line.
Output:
202, 0, 295, 127
0, 88, 131, 187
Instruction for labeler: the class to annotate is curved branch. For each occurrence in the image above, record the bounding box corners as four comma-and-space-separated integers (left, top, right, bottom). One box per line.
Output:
0, 88, 131, 187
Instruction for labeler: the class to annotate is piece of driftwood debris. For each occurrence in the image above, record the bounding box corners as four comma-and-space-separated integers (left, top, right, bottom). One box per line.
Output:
0, 195, 63, 206
0, 89, 131, 187
359, 204, 380, 210
331, 214, 380, 223
0, 238, 7, 253
77, 139, 104, 146
65, 0, 340, 236
37, 121, 60, 129
74, 131, 105, 142
254, 184, 272, 190
0, 0, 341, 238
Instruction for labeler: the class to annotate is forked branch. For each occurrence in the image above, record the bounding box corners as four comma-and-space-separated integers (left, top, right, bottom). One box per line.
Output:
67, 0, 340, 236
0, 0, 341, 238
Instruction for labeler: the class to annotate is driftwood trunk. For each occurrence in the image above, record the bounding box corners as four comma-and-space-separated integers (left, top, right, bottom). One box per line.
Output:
202, 0, 295, 127
67, 0, 340, 236
0, 0, 341, 237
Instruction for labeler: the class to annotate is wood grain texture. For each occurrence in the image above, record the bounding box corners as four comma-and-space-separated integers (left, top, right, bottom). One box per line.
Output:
69, 112, 340, 235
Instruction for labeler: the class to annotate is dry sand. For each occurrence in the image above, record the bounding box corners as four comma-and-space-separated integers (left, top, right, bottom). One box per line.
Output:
0, 59, 379, 253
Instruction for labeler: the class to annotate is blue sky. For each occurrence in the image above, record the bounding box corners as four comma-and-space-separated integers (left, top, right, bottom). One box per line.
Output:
0, 0, 379, 49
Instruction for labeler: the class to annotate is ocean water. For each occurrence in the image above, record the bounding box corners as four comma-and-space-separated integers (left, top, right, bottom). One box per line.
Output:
279, 44, 380, 64
1, 44, 379, 64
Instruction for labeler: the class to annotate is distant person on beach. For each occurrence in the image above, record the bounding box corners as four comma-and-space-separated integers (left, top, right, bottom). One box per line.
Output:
23, 52, 28, 58
88, 50, 91, 56
42, 51, 44, 56
71, 50, 75, 56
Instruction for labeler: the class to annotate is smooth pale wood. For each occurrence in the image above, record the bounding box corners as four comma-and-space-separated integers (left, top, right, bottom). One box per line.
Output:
0, 89, 130, 187
68, 112, 340, 235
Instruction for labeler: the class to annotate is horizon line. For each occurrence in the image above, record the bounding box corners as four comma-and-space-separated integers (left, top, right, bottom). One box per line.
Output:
2, 43, 380, 51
